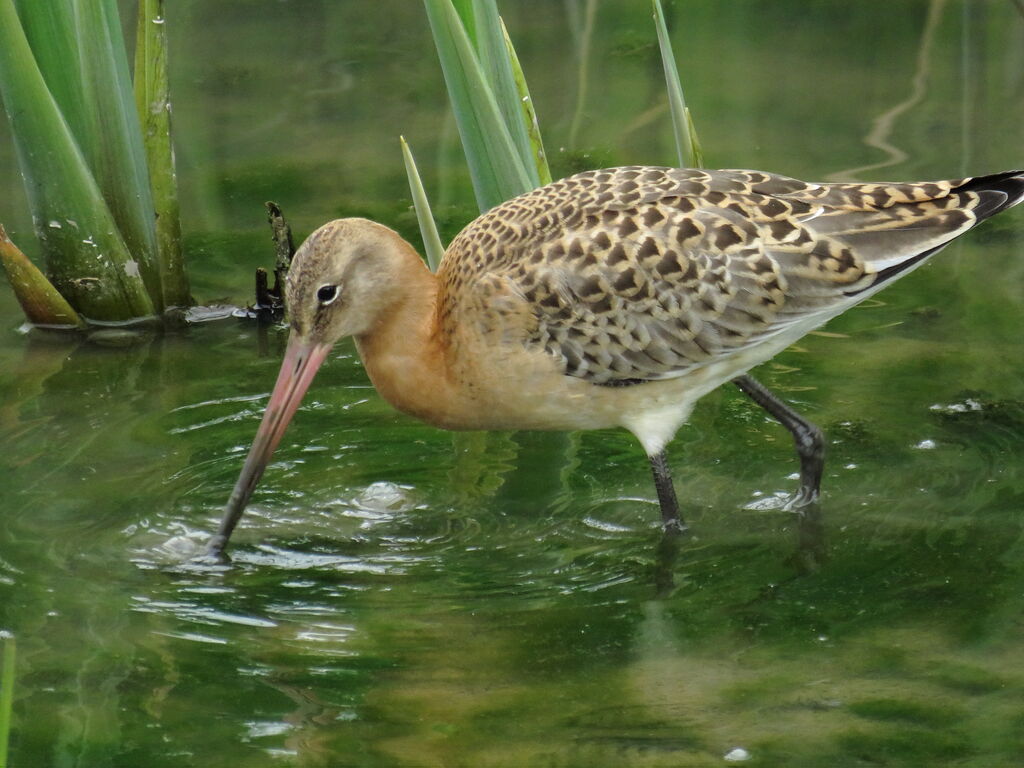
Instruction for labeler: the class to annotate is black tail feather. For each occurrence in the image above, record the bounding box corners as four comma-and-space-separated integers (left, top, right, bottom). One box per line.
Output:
955, 170, 1024, 221
845, 169, 1024, 297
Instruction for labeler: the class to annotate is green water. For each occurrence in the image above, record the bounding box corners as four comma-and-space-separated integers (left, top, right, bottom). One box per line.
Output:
2, 1, 1024, 766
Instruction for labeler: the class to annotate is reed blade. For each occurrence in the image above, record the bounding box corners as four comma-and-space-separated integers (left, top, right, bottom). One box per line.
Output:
0, 635, 13, 768
401, 136, 446, 273
451, 0, 476, 45
135, 0, 191, 308
500, 16, 551, 185
74, 0, 163, 309
0, 0, 155, 320
423, 0, 534, 211
12, 1, 87, 143
653, 0, 703, 168
684, 106, 704, 168
469, 0, 539, 188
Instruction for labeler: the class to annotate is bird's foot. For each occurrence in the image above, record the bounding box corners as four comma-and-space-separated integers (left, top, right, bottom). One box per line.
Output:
661, 517, 689, 536
200, 535, 233, 565
783, 486, 820, 514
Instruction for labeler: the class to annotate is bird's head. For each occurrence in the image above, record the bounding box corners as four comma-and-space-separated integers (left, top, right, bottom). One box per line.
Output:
207, 218, 422, 559
285, 217, 414, 346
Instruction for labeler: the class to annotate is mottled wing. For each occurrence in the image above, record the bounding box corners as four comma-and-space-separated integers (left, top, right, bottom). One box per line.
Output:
439, 166, 1023, 384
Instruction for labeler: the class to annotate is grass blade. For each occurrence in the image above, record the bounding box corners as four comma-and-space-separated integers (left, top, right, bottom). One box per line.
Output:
12, 1, 88, 143
469, 0, 539, 187
0, 0, 155, 320
423, 0, 533, 211
451, 0, 475, 44
0, 224, 83, 327
652, 0, 703, 168
0, 635, 13, 768
400, 136, 445, 272
684, 106, 704, 168
14, 0, 168, 270
134, 0, 190, 308
74, 0, 163, 309
500, 16, 551, 185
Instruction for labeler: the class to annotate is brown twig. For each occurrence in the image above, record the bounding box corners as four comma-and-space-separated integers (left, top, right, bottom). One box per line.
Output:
266, 201, 295, 309
254, 267, 272, 308
253, 201, 296, 322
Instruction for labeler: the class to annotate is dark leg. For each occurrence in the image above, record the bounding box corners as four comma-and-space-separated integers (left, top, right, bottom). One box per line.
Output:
649, 451, 687, 534
653, 525, 683, 597
792, 501, 826, 574
733, 374, 825, 509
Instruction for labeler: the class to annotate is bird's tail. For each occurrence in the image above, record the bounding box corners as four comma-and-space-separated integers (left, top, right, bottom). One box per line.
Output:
954, 170, 1024, 221
844, 169, 1024, 294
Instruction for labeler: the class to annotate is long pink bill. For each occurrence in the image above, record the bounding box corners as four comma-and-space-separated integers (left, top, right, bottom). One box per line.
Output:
207, 335, 333, 558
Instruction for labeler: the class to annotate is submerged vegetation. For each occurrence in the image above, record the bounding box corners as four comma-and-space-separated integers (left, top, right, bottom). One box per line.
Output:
0, 0, 188, 325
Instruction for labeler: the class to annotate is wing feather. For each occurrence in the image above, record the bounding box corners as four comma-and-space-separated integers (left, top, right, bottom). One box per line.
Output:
438, 166, 1023, 384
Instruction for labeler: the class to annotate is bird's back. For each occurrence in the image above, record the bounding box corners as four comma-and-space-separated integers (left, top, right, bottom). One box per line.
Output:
436, 166, 1024, 386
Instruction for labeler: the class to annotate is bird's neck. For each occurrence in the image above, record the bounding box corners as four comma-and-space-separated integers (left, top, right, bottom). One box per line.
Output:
352, 257, 457, 427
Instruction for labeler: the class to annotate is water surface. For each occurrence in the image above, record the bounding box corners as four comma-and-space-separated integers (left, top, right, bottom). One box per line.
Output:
1, 2, 1023, 765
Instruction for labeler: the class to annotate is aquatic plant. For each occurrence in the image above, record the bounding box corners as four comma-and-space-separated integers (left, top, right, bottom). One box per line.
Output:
422, 0, 549, 214
0, 0, 189, 325
652, 0, 703, 168
400, 136, 445, 272
407, 0, 697, 251
0, 635, 13, 768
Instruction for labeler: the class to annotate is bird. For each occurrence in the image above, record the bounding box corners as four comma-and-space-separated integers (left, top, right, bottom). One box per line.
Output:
207, 165, 1024, 557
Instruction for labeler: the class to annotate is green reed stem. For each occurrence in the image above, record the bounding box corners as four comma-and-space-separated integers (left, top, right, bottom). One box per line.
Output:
0, 635, 15, 768
135, 0, 191, 308
653, 0, 703, 168
401, 136, 445, 272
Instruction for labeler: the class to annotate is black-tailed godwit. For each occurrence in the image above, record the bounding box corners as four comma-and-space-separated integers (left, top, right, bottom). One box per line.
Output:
209, 166, 1024, 556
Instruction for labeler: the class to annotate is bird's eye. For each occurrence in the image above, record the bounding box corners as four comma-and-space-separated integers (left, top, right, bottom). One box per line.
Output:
316, 284, 339, 305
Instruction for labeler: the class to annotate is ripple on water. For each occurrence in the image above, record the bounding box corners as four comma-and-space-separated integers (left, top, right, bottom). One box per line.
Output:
386, 506, 664, 605
230, 543, 420, 574
243, 721, 293, 740
131, 595, 277, 628
743, 491, 791, 511
0, 553, 21, 587
128, 476, 426, 570
133, 472, 717, 623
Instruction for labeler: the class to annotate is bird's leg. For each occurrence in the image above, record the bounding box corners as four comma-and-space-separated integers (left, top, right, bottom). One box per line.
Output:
653, 525, 683, 597
792, 500, 826, 574
649, 451, 686, 534
733, 374, 825, 509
